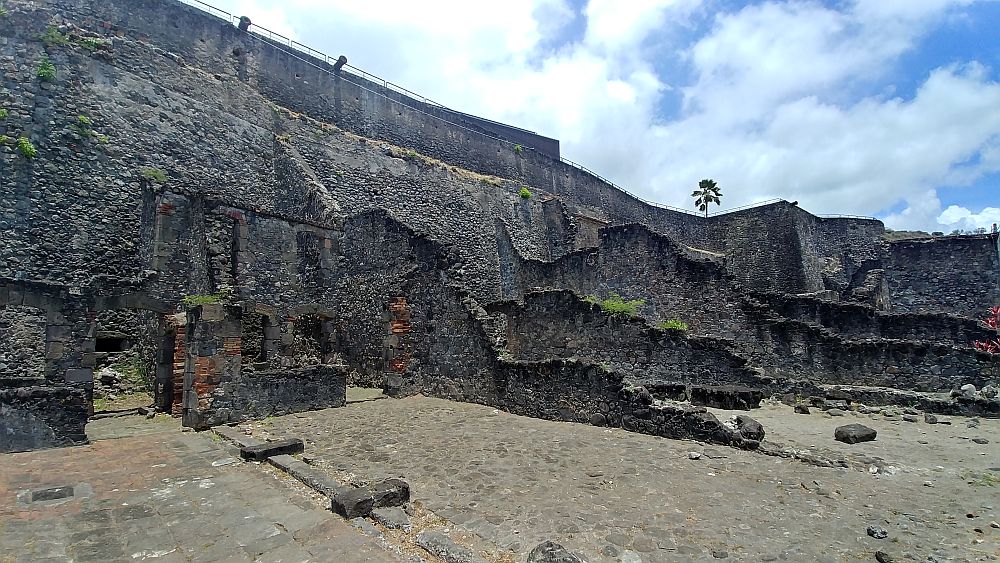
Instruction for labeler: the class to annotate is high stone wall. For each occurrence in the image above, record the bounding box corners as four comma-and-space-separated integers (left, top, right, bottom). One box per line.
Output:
886, 235, 1000, 317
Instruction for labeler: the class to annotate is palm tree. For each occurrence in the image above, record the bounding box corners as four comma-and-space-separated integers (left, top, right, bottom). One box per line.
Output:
692, 179, 722, 217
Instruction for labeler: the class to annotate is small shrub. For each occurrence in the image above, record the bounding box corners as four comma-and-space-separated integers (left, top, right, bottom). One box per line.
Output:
518, 187, 532, 199
139, 167, 167, 183
77, 114, 93, 127
181, 288, 232, 308
587, 293, 645, 317
94, 133, 109, 143
40, 25, 69, 47
513, 144, 523, 154
0, 1, 8, 17
659, 319, 689, 332
15, 136, 36, 158
0, 135, 9, 145
79, 37, 108, 51
0, 108, 7, 120
36, 57, 56, 81
973, 306, 1000, 354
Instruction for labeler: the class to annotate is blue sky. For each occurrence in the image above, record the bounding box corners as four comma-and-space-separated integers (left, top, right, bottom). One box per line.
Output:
196, 0, 1000, 231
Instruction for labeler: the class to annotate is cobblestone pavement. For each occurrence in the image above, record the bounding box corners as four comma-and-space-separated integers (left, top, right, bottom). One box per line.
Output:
0, 417, 406, 563
247, 396, 1000, 563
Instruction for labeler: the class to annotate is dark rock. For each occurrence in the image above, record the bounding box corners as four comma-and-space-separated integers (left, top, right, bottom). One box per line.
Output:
645, 382, 687, 401
734, 415, 764, 442
827, 408, 846, 417
794, 404, 810, 415
527, 541, 586, 563
371, 478, 410, 508
634, 386, 654, 405
330, 487, 375, 519
972, 437, 989, 444
924, 413, 938, 424
866, 525, 888, 539
902, 415, 918, 423
690, 385, 763, 410
239, 438, 304, 461
875, 550, 893, 563
589, 413, 607, 427
835, 424, 877, 444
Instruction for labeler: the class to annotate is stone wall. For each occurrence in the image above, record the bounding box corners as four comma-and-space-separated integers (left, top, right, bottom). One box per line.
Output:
205, 365, 347, 422
0, 305, 48, 381
0, 384, 90, 453
488, 290, 763, 390
755, 293, 994, 348
886, 235, 1000, 317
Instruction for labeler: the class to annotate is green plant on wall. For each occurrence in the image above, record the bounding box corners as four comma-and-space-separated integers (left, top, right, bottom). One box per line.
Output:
36, 57, 56, 81
181, 288, 232, 308
139, 167, 167, 183
0, 135, 10, 146
16, 136, 36, 158
518, 187, 532, 199
40, 25, 69, 46
585, 293, 645, 317
513, 144, 523, 154
659, 319, 689, 332
0, 108, 8, 120
79, 37, 108, 51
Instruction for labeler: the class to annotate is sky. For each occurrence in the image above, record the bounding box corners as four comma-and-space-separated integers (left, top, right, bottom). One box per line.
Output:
193, 0, 1000, 232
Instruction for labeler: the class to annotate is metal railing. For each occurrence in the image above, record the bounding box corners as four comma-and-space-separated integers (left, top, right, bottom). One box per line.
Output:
819, 213, 878, 221
173, 0, 808, 221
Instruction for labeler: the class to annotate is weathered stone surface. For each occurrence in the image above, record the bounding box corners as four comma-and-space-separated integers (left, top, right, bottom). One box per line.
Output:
416, 531, 488, 563
239, 438, 304, 461
835, 424, 877, 444
330, 487, 376, 519
527, 541, 586, 563
690, 386, 764, 410
371, 507, 411, 531
371, 478, 410, 508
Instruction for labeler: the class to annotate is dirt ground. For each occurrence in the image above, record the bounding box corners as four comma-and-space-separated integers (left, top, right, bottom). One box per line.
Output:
244, 396, 1000, 563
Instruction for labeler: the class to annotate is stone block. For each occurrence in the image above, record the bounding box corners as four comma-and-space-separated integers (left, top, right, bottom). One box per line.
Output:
64, 368, 93, 383
834, 424, 877, 444
330, 487, 375, 519
691, 385, 763, 410
371, 478, 410, 508
239, 438, 304, 461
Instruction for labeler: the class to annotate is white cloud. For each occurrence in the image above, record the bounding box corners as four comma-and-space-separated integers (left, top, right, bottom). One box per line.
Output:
192, 0, 1000, 229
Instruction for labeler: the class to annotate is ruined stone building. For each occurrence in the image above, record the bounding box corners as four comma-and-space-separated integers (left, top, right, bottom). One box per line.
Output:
2, 0, 998, 453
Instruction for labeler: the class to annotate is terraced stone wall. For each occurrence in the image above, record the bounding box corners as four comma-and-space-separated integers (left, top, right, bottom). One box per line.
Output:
489, 290, 763, 389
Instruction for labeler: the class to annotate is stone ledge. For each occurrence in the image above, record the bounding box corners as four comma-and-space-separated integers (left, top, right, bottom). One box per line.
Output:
240, 438, 304, 461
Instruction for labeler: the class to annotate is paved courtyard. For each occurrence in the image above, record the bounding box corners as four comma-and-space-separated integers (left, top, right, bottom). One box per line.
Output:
245, 396, 1000, 563
0, 416, 406, 563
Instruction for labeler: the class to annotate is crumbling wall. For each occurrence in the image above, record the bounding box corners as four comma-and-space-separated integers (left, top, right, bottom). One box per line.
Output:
886, 235, 1000, 318
489, 290, 762, 390
0, 385, 89, 452
756, 292, 994, 347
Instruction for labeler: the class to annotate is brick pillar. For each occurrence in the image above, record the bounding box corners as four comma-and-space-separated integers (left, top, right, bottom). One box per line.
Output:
170, 319, 186, 416
384, 297, 412, 396
182, 304, 242, 429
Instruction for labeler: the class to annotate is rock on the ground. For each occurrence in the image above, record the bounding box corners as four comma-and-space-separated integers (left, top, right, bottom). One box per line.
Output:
924, 413, 938, 424
794, 404, 810, 415
835, 424, 877, 444
527, 541, 587, 563
371, 506, 411, 531
866, 525, 888, 539
875, 550, 893, 563
960, 384, 977, 399
416, 531, 488, 563
725, 414, 765, 444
